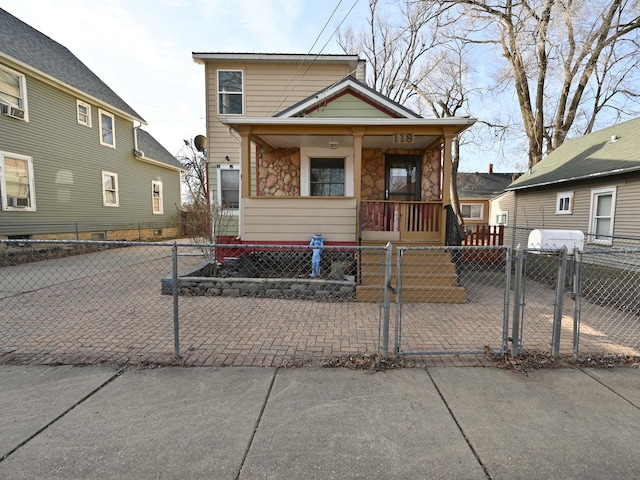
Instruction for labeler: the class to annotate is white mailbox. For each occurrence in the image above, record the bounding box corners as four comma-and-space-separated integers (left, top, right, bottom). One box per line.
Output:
527, 229, 584, 254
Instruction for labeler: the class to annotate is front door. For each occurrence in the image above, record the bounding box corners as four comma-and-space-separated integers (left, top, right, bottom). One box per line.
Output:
385, 155, 421, 201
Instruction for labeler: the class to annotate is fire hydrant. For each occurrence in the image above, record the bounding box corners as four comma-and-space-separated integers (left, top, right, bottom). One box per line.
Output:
309, 234, 324, 278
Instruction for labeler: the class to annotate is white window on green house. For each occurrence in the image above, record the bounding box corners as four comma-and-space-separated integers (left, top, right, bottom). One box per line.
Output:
77, 100, 91, 127
460, 203, 484, 221
217, 164, 239, 209
0, 65, 28, 120
588, 187, 616, 245
494, 212, 508, 226
0, 151, 36, 211
152, 181, 163, 214
217, 70, 243, 115
102, 171, 119, 207
310, 158, 345, 196
98, 109, 115, 147
556, 191, 573, 214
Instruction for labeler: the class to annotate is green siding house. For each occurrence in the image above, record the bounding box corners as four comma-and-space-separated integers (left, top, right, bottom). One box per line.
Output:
0, 8, 183, 240
492, 116, 640, 249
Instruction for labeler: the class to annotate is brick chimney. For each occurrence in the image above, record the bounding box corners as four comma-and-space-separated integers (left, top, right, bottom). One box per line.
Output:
488, 163, 494, 174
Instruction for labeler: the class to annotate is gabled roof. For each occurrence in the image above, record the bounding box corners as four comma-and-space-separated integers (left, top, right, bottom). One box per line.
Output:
508, 116, 640, 190
457, 173, 519, 199
0, 8, 144, 123
135, 129, 183, 171
276, 76, 421, 119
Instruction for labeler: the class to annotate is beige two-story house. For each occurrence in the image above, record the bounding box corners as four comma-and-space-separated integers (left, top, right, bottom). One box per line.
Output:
192, 52, 476, 246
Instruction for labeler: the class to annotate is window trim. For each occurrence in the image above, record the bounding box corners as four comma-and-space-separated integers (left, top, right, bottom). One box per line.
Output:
152, 180, 163, 214
494, 211, 508, 226
460, 203, 484, 221
0, 151, 36, 211
0, 64, 29, 121
588, 186, 616, 245
217, 163, 240, 213
556, 191, 574, 215
217, 69, 244, 116
300, 147, 353, 197
102, 171, 119, 207
76, 100, 92, 127
98, 109, 116, 147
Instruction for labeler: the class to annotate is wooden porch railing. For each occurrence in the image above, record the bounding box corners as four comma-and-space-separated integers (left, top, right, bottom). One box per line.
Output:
462, 224, 504, 246
360, 201, 442, 241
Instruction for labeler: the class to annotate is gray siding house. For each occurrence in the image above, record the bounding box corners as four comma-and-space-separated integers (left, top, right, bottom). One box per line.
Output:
491, 116, 640, 249
0, 8, 183, 240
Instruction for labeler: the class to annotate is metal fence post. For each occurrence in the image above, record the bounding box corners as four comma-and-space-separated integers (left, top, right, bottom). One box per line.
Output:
381, 241, 393, 358
572, 252, 582, 362
172, 242, 180, 358
394, 246, 403, 355
511, 244, 525, 356
502, 247, 512, 354
551, 247, 568, 358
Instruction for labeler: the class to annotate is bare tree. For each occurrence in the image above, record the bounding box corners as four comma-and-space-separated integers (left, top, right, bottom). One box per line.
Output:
177, 138, 207, 203
436, 0, 640, 167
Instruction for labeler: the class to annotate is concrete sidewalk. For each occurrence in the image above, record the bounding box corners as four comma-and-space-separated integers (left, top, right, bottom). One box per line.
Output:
1, 365, 638, 479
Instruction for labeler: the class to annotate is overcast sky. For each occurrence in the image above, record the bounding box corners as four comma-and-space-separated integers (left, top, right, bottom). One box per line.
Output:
1, 0, 368, 156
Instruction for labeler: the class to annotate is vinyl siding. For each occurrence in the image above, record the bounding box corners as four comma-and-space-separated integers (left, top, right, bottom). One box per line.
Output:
306, 93, 393, 118
0, 69, 181, 234
204, 60, 355, 237
241, 197, 357, 242
510, 172, 640, 247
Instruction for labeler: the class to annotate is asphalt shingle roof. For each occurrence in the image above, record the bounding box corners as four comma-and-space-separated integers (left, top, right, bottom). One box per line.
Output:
0, 8, 144, 122
457, 173, 518, 199
508, 116, 640, 190
136, 129, 183, 170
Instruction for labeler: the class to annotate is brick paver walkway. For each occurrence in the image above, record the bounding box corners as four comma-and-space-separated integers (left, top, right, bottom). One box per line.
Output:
1, 243, 637, 367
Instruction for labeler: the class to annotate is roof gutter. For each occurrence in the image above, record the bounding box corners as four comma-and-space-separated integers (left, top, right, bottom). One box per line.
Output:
507, 165, 640, 191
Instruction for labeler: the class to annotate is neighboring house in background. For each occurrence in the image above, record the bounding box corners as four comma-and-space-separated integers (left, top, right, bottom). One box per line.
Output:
457, 165, 519, 225
490, 116, 640, 250
192, 52, 476, 245
0, 8, 183, 240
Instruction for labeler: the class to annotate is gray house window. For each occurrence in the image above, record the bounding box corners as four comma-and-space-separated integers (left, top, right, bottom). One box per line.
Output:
0, 151, 36, 211
588, 187, 616, 245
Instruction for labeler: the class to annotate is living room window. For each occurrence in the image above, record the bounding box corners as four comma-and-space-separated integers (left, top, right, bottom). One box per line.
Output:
310, 158, 345, 196
102, 171, 119, 207
0, 65, 28, 120
556, 191, 573, 214
0, 151, 36, 211
217, 164, 239, 209
588, 187, 616, 245
98, 109, 115, 147
460, 203, 484, 221
217, 70, 243, 115
77, 100, 92, 127
152, 181, 163, 214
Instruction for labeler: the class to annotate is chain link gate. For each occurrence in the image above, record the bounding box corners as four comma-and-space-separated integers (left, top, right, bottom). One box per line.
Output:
394, 245, 511, 356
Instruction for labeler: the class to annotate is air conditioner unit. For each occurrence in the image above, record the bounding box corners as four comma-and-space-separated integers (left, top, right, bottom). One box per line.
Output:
6, 196, 29, 207
0, 103, 25, 120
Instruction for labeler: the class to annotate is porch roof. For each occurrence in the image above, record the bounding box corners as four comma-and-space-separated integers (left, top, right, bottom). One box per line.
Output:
220, 116, 477, 150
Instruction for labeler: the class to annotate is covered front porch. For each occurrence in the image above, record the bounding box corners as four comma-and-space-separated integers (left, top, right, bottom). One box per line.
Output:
221, 117, 476, 245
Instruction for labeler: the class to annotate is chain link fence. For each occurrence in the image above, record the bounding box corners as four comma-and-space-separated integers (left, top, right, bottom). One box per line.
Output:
1, 239, 638, 366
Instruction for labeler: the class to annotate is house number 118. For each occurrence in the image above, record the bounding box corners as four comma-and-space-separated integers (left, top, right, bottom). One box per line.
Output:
392, 133, 414, 143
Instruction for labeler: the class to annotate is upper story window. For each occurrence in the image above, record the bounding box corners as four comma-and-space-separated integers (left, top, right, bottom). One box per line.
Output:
152, 181, 163, 214
98, 109, 115, 147
217, 70, 243, 115
217, 164, 239, 209
556, 191, 574, 214
460, 203, 484, 221
0, 151, 36, 211
0, 65, 28, 121
102, 171, 119, 207
77, 100, 92, 127
310, 158, 345, 196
